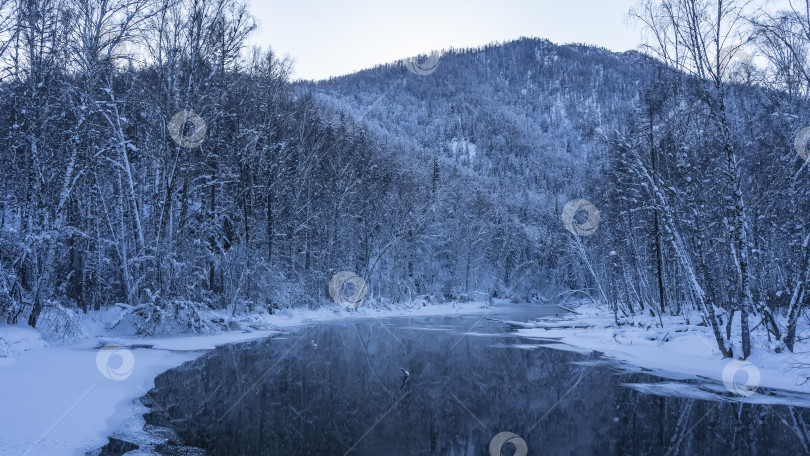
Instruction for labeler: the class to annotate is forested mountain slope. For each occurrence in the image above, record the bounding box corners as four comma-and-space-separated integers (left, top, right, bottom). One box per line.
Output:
312, 36, 810, 356
311, 39, 657, 297
0, 0, 806, 357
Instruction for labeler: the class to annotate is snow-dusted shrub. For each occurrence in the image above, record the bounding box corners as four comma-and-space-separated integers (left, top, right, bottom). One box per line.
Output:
36, 302, 88, 343
108, 299, 220, 336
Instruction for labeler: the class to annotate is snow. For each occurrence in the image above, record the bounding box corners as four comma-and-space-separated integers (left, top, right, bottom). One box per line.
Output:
0, 326, 48, 365
0, 340, 197, 455
514, 303, 810, 404
5, 299, 809, 455
449, 138, 477, 160
0, 301, 489, 456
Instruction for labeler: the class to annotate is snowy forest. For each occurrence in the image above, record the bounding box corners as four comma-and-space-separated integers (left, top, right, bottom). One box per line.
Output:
1, 0, 810, 363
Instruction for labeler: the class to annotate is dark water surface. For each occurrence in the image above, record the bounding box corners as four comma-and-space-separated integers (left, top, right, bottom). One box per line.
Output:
135, 305, 810, 455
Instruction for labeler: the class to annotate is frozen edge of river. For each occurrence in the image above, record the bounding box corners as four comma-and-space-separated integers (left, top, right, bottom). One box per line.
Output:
0, 301, 490, 456
513, 304, 810, 407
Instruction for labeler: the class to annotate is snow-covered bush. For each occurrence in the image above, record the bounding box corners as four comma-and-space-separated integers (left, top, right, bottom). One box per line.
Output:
108, 298, 220, 336
35, 303, 88, 343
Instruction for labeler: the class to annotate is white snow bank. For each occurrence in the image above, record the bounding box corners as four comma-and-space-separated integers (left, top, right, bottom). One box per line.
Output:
0, 326, 48, 365
515, 303, 810, 403
0, 300, 489, 456
0, 339, 198, 455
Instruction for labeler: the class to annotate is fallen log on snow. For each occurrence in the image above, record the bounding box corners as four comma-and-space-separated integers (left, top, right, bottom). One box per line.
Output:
557, 305, 582, 315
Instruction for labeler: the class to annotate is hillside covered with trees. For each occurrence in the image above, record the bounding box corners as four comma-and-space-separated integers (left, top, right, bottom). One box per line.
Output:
1, 0, 809, 361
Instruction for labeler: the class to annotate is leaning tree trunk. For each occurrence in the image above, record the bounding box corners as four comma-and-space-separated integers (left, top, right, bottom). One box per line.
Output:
631, 154, 732, 357
715, 93, 753, 359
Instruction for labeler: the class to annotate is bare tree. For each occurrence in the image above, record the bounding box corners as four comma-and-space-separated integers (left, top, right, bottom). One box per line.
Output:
752, 1, 810, 351
632, 0, 757, 358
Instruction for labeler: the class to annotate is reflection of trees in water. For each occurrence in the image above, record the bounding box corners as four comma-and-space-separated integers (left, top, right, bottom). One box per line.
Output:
146, 319, 810, 455
605, 386, 810, 455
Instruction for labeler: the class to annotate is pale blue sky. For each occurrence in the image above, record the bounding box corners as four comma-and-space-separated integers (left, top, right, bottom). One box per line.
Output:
247, 0, 642, 81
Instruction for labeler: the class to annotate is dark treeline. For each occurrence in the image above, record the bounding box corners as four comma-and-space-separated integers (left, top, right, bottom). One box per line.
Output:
1, 0, 810, 360
0, 0, 428, 334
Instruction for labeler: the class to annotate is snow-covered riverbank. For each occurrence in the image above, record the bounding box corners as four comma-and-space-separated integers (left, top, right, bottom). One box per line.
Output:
6, 299, 810, 455
513, 304, 810, 405
0, 301, 489, 456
